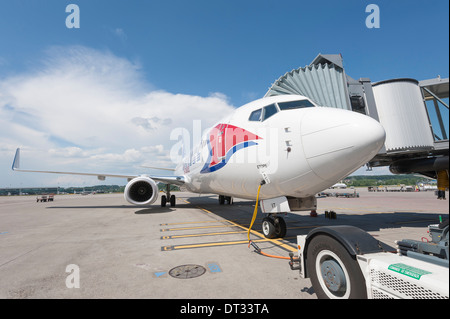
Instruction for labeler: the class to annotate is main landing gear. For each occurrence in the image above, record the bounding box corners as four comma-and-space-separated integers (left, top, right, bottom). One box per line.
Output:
218, 195, 233, 205
161, 184, 176, 207
262, 214, 287, 239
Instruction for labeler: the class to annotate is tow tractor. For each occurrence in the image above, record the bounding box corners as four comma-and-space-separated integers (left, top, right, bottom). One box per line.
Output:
289, 219, 449, 299
36, 194, 54, 202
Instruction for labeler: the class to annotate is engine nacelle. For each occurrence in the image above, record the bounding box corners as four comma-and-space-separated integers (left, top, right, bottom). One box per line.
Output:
124, 176, 158, 205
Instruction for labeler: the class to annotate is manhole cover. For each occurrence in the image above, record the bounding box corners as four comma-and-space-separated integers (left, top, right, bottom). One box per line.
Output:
169, 264, 206, 279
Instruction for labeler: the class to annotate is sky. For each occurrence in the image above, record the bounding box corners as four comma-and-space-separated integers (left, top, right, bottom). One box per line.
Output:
0, 0, 449, 188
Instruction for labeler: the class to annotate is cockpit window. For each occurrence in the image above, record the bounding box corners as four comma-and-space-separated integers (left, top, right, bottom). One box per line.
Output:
249, 109, 262, 121
278, 100, 314, 110
248, 104, 279, 122
262, 104, 278, 121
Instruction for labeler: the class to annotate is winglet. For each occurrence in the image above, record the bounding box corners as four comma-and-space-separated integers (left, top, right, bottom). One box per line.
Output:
12, 148, 20, 171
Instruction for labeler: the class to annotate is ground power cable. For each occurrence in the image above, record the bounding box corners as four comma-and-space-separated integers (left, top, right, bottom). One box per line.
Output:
247, 181, 291, 260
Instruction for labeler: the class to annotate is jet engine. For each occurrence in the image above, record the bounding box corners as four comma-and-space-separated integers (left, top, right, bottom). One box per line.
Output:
124, 176, 158, 205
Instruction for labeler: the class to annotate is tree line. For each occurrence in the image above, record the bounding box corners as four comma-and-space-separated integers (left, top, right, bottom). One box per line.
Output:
344, 175, 431, 187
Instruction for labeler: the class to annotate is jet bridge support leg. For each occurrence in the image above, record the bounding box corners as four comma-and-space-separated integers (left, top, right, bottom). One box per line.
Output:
437, 170, 449, 200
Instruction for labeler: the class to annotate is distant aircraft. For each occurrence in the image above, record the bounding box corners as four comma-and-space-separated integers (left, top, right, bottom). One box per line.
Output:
330, 183, 347, 189
12, 95, 386, 238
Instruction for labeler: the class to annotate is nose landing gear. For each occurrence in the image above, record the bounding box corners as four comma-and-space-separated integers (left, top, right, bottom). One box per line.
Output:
262, 214, 287, 239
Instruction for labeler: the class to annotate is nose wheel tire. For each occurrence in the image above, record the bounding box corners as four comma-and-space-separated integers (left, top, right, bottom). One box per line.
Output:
306, 235, 367, 299
262, 216, 286, 239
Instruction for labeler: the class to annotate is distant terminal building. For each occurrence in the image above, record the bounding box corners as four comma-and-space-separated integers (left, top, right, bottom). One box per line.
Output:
0, 187, 59, 196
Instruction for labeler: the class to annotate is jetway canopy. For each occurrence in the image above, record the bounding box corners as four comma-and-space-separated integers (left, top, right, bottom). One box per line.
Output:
265, 54, 351, 110
420, 77, 449, 100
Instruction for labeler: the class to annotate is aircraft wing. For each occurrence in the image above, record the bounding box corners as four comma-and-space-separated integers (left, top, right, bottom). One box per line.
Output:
11, 148, 184, 185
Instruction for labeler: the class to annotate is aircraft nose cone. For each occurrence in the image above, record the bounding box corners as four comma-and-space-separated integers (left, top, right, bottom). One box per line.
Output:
301, 108, 386, 182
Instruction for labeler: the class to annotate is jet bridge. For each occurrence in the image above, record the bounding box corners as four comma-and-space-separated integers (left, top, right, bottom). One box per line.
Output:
265, 54, 449, 183
265, 54, 350, 111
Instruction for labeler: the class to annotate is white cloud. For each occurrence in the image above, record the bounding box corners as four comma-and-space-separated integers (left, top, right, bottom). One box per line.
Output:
0, 46, 235, 187
114, 28, 127, 42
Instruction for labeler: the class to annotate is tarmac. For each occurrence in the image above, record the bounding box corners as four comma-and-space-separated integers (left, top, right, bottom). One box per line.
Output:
0, 188, 448, 300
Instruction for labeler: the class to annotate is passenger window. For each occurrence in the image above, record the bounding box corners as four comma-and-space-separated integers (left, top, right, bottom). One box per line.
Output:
262, 104, 278, 121
249, 109, 262, 121
278, 100, 314, 110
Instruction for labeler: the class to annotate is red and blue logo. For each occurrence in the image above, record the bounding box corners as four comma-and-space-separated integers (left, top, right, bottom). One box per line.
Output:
201, 124, 262, 174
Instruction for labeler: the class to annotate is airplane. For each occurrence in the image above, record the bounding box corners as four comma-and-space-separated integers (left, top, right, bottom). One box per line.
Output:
330, 183, 347, 189
12, 94, 386, 239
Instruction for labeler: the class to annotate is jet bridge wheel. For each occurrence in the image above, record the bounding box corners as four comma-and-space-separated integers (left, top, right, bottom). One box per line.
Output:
262, 216, 286, 239
306, 235, 367, 299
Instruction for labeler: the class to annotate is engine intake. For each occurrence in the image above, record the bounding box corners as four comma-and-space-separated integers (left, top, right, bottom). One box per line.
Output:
124, 176, 158, 205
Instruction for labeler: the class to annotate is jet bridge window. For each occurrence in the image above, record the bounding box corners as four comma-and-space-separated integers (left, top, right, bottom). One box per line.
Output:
277, 100, 314, 110
248, 104, 279, 122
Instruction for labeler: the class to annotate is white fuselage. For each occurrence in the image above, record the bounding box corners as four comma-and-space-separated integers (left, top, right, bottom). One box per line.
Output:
177, 95, 386, 200
11, 94, 386, 207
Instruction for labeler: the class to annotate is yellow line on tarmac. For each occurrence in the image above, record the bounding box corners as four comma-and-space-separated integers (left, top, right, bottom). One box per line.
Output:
161, 230, 248, 239
160, 220, 227, 226
161, 225, 317, 240
175, 198, 301, 253
161, 220, 314, 232
161, 237, 297, 251
196, 207, 298, 253
161, 224, 238, 232
161, 218, 260, 226
162, 239, 254, 251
